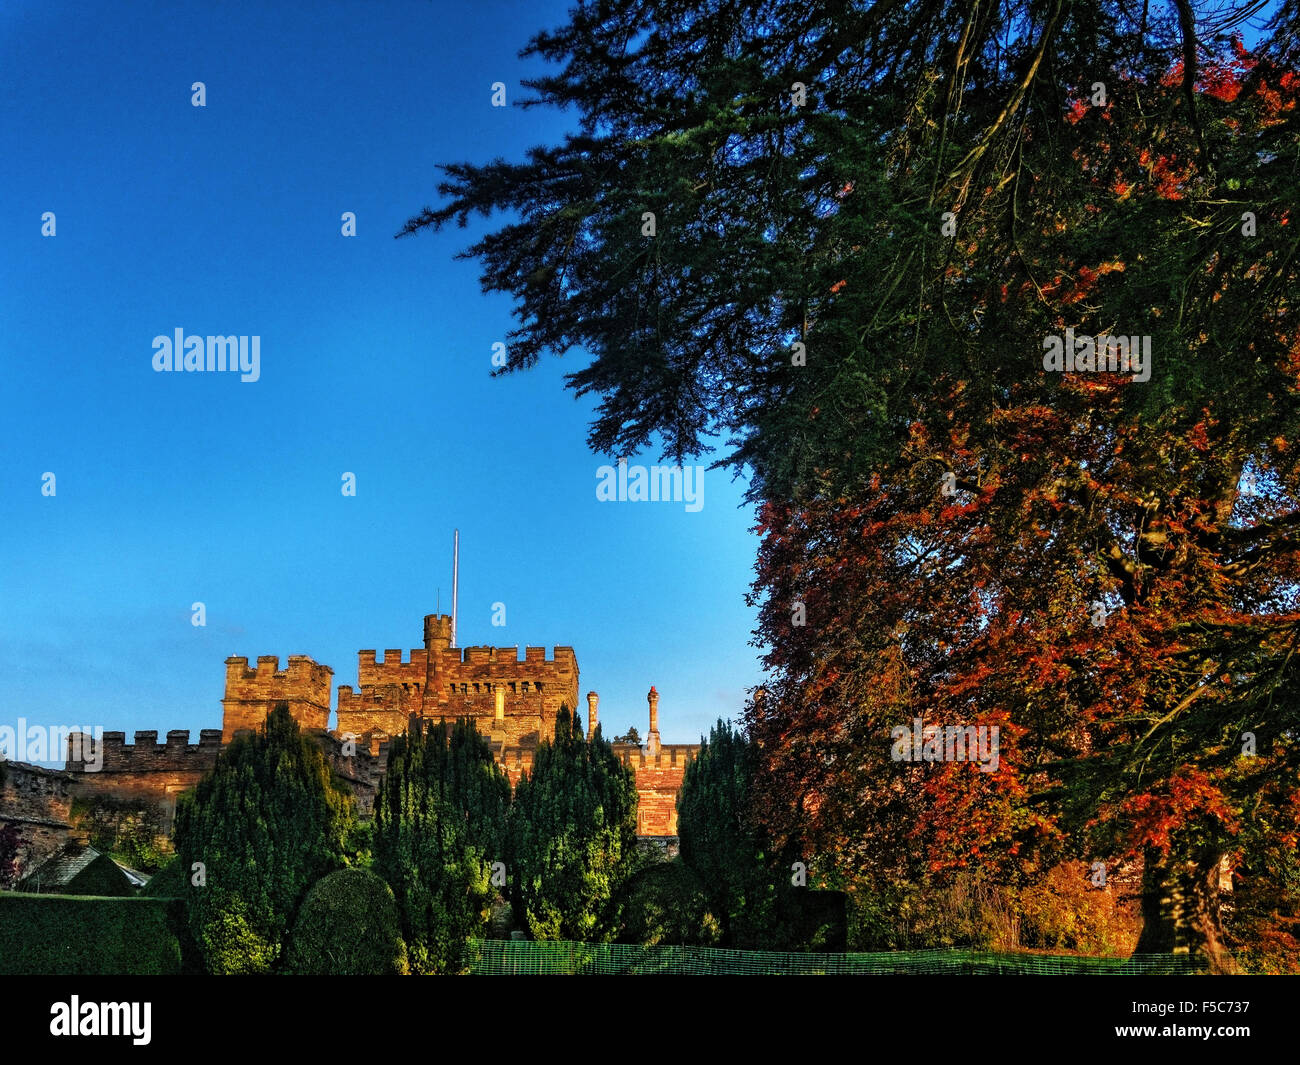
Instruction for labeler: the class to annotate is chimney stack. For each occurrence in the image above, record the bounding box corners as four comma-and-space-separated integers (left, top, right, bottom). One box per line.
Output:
586, 691, 599, 740
647, 686, 661, 756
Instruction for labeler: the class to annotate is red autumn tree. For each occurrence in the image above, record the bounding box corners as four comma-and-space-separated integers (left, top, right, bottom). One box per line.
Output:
748, 39, 1300, 971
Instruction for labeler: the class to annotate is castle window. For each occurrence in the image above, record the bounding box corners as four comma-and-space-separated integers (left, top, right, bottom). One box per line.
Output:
521, 681, 530, 693
510, 682, 517, 694
461, 684, 468, 695
535, 682, 544, 692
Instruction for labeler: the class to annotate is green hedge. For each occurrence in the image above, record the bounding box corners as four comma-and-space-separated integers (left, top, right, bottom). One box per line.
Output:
139, 856, 186, 898
0, 892, 199, 975
618, 860, 723, 946
284, 868, 408, 975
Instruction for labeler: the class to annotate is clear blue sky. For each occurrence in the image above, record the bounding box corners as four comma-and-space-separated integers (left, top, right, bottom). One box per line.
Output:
0, 0, 765, 763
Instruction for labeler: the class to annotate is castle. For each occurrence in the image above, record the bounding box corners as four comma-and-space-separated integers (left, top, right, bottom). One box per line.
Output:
25, 613, 697, 870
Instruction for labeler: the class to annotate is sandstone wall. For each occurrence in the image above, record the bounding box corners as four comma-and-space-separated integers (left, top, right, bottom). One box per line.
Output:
64, 729, 224, 835
222, 655, 332, 740
0, 761, 78, 875
616, 744, 695, 836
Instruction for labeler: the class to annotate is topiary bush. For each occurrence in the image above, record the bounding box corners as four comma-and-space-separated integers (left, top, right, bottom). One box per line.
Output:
140, 856, 186, 898
284, 868, 408, 975
618, 860, 722, 946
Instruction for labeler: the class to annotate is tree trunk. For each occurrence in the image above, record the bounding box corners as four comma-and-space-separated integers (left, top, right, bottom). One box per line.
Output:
1133, 845, 1237, 974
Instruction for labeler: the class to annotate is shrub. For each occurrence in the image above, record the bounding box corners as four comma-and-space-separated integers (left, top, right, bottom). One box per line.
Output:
284, 868, 408, 975
140, 856, 186, 898
198, 891, 279, 975
618, 860, 722, 946
1018, 861, 1140, 955
0, 893, 187, 975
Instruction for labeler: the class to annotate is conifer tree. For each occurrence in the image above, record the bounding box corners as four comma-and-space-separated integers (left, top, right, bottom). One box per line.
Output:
677, 719, 780, 947
173, 704, 354, 974
372, 716, 510, 974
508, 707, 638, 940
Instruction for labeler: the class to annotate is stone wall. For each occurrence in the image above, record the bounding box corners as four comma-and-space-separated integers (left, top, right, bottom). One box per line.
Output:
19, 613, 700, 851
616, 744, 694, 836
64, 729, 224, 835
0, 761, 78, 876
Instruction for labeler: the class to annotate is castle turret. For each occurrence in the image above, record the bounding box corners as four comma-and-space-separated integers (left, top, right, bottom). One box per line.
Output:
222, 655, 332, 741
647, 686, 660, 755
586, 691, 599, 740
421, 613, 454, 717
423, 614, 453, 651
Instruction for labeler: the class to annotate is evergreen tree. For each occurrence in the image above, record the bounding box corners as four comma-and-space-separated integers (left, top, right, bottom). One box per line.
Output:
372, 716, 510, 974
402, 1, 1299, 503
173, 704, 354, 974
508, 707, 638, 940
677, 719, 781, 947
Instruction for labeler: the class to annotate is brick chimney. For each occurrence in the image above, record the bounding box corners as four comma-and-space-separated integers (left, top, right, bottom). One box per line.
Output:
586, 691, 599, 740
647, 686, 660, 756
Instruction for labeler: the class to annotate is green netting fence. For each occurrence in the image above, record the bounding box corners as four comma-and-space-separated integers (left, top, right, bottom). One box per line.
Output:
465, 940, 1197, 975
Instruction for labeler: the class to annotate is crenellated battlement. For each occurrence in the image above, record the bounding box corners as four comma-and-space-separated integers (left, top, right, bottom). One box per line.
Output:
65, 728, 224, 774
613, 743, 698, 770
222, 654, 332, 741
357, 648, 429, 690
225, 654, 333, 686
425, 645, 577, 668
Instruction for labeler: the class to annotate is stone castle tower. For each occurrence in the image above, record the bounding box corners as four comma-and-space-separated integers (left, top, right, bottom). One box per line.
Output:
58, 612, 698, 837
330, 613, 580, 762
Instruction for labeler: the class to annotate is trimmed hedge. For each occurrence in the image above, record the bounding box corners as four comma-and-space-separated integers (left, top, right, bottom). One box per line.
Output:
618, 860, 723, 946
284, 868, 408, 975
139, 856, 186, 898
0, 892, 200, 975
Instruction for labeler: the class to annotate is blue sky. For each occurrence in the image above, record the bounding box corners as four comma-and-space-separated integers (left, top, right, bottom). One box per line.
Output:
0, 0, 765, 762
